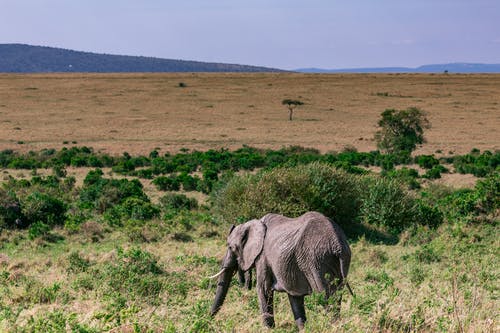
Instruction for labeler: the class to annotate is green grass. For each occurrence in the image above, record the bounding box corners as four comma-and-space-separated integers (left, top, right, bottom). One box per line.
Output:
0, 218, 497, 332
0, 147, 498, 331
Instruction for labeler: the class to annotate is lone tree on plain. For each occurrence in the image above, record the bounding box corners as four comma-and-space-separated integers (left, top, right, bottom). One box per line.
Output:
282, 99, 304, 121
375, 107, 430, 153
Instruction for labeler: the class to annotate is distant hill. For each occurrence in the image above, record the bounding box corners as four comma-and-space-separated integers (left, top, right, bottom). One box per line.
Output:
0, 44, 284, 73
297, 63, 500, 73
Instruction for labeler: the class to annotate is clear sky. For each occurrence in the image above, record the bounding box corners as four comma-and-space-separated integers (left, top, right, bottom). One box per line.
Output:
1, 0, 499, 70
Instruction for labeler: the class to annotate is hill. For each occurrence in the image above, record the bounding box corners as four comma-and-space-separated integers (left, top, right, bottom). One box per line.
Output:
297, 63, 500, 73
0, 44, 284, 73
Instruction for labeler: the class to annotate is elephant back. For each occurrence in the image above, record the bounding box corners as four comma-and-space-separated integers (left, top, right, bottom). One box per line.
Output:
262, 211, 351, 294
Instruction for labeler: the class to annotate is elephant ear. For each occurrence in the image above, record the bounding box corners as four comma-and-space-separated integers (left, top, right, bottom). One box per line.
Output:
240, 220, 266, 271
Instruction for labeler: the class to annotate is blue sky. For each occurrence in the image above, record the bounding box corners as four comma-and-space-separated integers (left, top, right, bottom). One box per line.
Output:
1, 0, 499, 69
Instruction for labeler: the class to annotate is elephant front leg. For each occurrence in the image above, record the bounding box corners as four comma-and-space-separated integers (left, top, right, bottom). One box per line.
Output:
256, 278, 274, 327
244, 269, 252, 290
288, 294, 306, 330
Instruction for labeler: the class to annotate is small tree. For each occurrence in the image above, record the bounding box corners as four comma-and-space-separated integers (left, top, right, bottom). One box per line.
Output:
375, 107, 430, 153
282, 99, 304, 121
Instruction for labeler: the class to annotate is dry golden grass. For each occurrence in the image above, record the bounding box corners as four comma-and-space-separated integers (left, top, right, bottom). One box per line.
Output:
0, 73, 499, 155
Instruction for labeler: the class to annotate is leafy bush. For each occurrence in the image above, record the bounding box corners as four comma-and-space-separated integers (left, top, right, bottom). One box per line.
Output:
413, 200, 444, 229
212, 162, 361, 227
415, 155, 440, 169
28, 221, 51, 239
453, 150, 500, 177
422, 165, 448, 179
475, 173, 499, 215
79, 169, 148, 213
98, 247, 165, 304
152, 175, 180, 191
438, 173, 499, 223
359, 177, 419, 232
385, 167, 421, 190
177, 172, 200, 191
21, 191, 67, 227
103, 198, 159, 226
160, 193, 198, 211
120, 197, 160, 220
375, 107, 430, 153
0, 189, 22, 229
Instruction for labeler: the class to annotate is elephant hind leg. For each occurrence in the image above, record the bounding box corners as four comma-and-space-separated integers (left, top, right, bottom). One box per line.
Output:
288, 294, 306, 330
324, 273, 343, 320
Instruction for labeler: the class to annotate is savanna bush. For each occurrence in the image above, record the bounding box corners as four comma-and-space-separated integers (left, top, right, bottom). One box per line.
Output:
453, 150, 500, 177
438, 173, 499, 223
79, 169, 148, 212
212, 162, 362, 227
385, 167, 420, 190
414, 154, 440, 169
152, 175, 180, 191
98, 247, 165, 304
160, 193, 198, 211
359, 177, 418, 232
21, 191, 67, 225
213, 162, 442, 234
0, 188, 21, 229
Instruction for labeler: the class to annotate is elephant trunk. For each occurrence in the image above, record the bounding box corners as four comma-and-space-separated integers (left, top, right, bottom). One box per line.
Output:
210, 250, 237, 316
210, 265, 236, 316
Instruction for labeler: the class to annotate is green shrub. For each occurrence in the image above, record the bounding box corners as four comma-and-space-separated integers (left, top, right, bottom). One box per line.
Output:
385, 167, 421, 189
160, 193, 198, 211
28, 221, 51, 239
475, 173, 499, 215
52, 164, 67, 178
103, 198, 159, 225
422, 165, 448, 179
212, 162, 361, 227
99, 247, 164, 304
67, 251, 91, 273
178, 172, 200, 191
120, 197, 160, 220
438, 173, 499, 223
21, 191, 67, 227
0, 189, 22, 229
415, 155, 439, 169
79, 170, 148, 212
453, 150, 500, 177
439, 189, 479, 222
414, 200, 444, 229
152, 175, 180, 191
359, 177, 418, 233
199, 167, 219, 194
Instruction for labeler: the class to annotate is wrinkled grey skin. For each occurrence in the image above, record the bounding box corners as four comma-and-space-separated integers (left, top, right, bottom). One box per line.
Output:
210, 211, 352, 329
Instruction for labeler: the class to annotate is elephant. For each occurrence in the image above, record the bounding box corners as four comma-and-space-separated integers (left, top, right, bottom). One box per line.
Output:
209, 211, 353, 329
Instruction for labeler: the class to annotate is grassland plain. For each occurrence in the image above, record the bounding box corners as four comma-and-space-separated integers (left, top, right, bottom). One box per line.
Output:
0, 73, 499, 155
0, 73, 499, 332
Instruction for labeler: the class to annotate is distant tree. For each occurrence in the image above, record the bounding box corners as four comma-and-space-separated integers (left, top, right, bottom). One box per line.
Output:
282, 99, 304, 121
375, 107, 430, 153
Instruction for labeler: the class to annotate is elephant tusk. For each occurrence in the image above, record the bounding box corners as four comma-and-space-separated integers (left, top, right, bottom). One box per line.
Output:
208, 268, 226, 279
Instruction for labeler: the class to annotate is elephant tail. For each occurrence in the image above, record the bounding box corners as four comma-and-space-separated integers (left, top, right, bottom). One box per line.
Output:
345, 281, 354, 296
340, 256, 354, 297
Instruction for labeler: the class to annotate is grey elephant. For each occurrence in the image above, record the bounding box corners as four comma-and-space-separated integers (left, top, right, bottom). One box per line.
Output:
209, 211, 353, 329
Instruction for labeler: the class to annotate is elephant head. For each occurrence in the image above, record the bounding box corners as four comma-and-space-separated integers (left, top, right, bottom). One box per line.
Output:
210, 219, 265, 315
